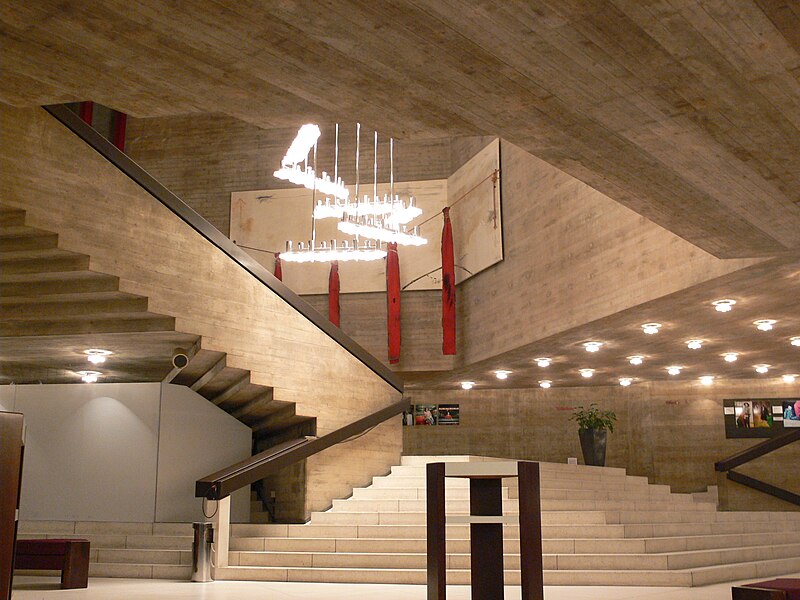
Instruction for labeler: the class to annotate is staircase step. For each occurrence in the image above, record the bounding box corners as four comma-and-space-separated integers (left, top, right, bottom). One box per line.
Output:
89, 562, 192, 580
0, 248, 90, 274
0, 271, 120, 296
0, 226, 58, 251
0, 292, 149, 317
95, 548, 191, 566
0, 312, 176, 336
0, 207, 26, 227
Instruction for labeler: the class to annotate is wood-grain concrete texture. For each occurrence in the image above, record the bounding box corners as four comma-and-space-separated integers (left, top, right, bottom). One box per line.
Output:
403, 378, 800, 510
0, 104, 402, 517
3, 1, 800, 257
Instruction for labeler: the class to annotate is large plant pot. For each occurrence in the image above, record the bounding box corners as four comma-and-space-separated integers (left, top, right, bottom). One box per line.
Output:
578, 428, 608, 467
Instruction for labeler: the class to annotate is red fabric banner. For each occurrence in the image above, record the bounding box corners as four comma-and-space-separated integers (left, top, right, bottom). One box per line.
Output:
329, 260, 341, 327
79, 101, 94, 125
386, 242, 401, 364
441, 207, 456, 355
112, 111, 127, 151
273, 253, 283, 281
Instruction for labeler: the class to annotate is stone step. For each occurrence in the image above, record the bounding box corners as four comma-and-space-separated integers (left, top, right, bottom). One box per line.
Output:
0, 247, 89, 274
308, 510, 611, 526
94, 548, 191, 566
0, 226, 58, 252
0, 270, 120, 297
88, 562, 192, 580
350, 485, 669, 502
0, 207, 26, 227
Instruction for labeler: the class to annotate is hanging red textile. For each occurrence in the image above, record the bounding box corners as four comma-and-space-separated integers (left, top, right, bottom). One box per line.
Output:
441, 207, 456, 355
112, 111, 127, 151
328, 261, 341, 327
386, 242, 401, 364
79, 101, 94, 125
273, 253, 283, 281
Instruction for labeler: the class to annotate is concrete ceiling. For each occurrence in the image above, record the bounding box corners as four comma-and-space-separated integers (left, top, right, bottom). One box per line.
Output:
2, 1, 800, 259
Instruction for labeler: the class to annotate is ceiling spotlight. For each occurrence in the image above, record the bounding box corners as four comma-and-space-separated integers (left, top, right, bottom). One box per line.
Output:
628, 355, 644, 366
641, 323, 662, 335
460, 381, 475, 390
754, 364, 770, 374
754, 319, 776, 332
687, 339, 703, 350
495, 370, 511, 380
579, 368, 595, 378
84, 348, 112, 364
712, 299, 736, 313
783, 374, 798, 384
76, 370, 101, 383
583, 341, 603, 353
667, 366, 682, 376
791, 336, 800, 347
619, 378, 633, 387
539, 380, 552, 389
535, 357, 552, 368
699, 375, 715, 386
722, 352, 739, 363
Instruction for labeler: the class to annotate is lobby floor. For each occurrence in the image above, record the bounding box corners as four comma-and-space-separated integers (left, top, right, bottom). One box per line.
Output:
12, 574, 800, 599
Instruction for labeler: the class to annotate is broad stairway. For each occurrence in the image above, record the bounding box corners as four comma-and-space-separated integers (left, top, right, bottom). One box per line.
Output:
219, 455, 800, 587
17, 455, 800, 585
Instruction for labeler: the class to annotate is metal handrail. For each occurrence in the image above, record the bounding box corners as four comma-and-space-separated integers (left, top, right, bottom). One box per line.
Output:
41, 104, 403, 395
196, 398, 407, 500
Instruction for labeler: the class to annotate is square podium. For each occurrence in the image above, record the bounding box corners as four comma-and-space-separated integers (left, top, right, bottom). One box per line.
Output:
426, 461, 544, 600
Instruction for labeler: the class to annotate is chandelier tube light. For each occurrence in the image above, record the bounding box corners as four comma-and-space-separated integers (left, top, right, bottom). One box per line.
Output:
338, 217, 427, 246
273, 124, 349, 201
281, 239, 386, 263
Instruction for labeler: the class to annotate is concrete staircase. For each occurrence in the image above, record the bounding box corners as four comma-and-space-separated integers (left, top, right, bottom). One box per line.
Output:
218, 455, 800, 587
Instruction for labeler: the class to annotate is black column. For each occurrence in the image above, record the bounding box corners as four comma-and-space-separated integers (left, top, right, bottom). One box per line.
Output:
469, 477, 504, 600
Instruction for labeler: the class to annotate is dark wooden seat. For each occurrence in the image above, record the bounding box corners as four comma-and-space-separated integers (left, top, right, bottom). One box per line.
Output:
15, 539, 90, 589
732, 579, 800, 600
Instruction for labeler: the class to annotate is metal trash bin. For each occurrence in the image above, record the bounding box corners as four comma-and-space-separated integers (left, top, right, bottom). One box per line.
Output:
191, 522, 214, 582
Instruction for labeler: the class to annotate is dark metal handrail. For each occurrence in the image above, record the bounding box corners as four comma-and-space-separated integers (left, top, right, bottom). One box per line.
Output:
196, 398, 407, 500
41, 104, 403, 395
715, 428, 800, 472
715, 428, 800, 507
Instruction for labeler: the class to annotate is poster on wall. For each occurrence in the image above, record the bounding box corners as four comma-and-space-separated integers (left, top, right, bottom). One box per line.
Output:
724, 399, 797, 438
437, 404, 460, 425
413, 405, 438, 426
783, 400, 800, 427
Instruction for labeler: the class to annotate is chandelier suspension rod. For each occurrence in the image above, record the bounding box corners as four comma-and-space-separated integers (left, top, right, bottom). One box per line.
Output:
311, 141, 318, 248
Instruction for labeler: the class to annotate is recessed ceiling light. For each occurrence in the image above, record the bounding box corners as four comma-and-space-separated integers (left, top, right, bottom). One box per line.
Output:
754, 364, 770, 374
712, 299, 736, 313
579, 368, 595, 378
84, 348, 112, 364
460, 381, 475, 390
699, 375, 715, 386
619, 377, 632, 387
539, 380, 552, 389
686, 339, 703, 350
722, 352, 739, 363
628, 355, 644, 366
754, 319, 776, 332
535, 357, 551, 368
641, 323, 662, 335
791, 336, 800, 347
783, 374, 798, 384
667, 366, 682, 376
583, 341, 603, 353
494, 370, 511, 380
76, 370, 101, 383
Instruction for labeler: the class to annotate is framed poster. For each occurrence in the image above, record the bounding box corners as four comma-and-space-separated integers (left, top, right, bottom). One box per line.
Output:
724, 398, 799, 438
413, 405, 438, 426
437, 404, 460, 426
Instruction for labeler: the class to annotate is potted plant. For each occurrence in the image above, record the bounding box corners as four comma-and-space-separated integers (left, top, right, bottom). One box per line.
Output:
570, 403, 617, 467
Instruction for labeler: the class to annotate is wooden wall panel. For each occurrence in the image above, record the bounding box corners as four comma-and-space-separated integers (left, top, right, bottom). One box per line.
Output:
455, 141, 759, 366
0, 105, 401, 518
404, 379, 800, 510
126, 115, 453, 236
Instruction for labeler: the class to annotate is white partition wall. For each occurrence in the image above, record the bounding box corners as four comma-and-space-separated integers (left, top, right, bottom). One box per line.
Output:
3, 383, 251, 523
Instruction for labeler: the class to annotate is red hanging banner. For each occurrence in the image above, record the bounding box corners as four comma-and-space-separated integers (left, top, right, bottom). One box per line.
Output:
441, 207, 456, 355
273, 253, 283, 281
329, 260, 341, 327
112, 111, 127, 151
386, 242, 401, 364
79, 101, 94, 125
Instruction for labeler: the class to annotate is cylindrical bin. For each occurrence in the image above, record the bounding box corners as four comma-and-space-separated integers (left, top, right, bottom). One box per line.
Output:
191, 522, 214, 582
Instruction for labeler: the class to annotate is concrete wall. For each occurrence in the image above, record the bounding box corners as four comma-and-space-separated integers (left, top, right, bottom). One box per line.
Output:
0, 383, 251, 522
404, 378, 800, 510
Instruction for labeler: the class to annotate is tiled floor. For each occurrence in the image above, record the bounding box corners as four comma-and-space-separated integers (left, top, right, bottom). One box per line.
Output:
12, 574, 800, 599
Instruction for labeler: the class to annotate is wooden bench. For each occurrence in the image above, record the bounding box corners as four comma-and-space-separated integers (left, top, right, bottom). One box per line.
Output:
15, 539, 90, 589
732, 579, 800, 600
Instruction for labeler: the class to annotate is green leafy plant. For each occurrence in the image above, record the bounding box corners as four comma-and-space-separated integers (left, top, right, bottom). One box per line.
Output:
570, 403, 617, 432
